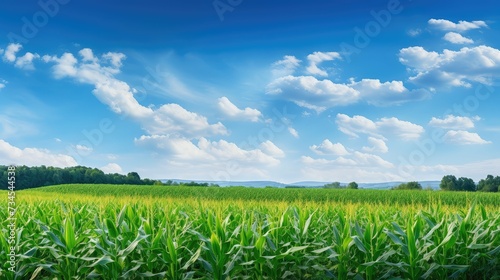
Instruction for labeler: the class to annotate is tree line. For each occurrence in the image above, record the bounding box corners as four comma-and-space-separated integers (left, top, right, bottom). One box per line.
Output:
0, 165, 224, 190
0, 165, 159, 190
323, 182, 359, 189
440, 174, 500, 192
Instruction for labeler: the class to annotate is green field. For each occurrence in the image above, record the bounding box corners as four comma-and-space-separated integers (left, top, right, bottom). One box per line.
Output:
1, 184, 500, 279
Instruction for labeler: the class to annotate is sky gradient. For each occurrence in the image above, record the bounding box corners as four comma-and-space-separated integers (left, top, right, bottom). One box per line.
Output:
1, 0, 499, 183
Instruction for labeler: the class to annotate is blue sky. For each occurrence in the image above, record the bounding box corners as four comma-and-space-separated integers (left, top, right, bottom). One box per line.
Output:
1, 0, 499, 183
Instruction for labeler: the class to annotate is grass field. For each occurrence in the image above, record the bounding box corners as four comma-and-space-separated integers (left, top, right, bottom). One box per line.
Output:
1, 184, 500, 279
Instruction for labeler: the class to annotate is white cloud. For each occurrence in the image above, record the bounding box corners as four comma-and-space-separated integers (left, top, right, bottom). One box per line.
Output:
352, 151, 393, 168
102, 52, 126, 70
407, 29, 422, 37
348, 78, 430, 106
259, 140, 285, 158
2, 43, 21, 62
79, 48, 98, 62
443, 130, 491, 145
0, 139, 77, 167
0, 79, 5, 90
310, 139, 350, 156
75, 144, 93, 153
101, 163, 123, 174
377, 117, 425, 140
399, 46, 441, 71
399, 45, 500, 87
336, 114, 378, 138
217, 96, 262, 122
362, 137, 388, 153
301, 151, 394, 172
428, 115, 479, 129
428, 19, 487, 32
272, 55, 301, 76
149, 103, 227, 137
267, 75, 359, 112
336, 113, 424, 140
306, 51, 340, 77
268, 51, 430, 111
443, 32, 474, 44
15, 52, 40, 70
300, 145, 400, 182
43, 48, 226, 138
135, 135, 284, 165
288, 127, 299, 138
43, 52, 78, 78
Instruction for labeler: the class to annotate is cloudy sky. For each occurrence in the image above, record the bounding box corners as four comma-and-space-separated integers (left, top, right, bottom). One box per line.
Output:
1, 0, 499, 183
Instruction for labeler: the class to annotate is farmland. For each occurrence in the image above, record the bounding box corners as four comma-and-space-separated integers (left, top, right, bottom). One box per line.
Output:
1, 185, 500, 279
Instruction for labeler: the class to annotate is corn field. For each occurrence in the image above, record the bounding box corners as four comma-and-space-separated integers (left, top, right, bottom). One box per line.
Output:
1, 185, 500, 279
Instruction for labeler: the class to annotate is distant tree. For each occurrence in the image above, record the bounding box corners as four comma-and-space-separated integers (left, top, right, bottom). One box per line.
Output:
347, 182, 358, 189
393, 181, 422, 190
456, 177, 476, 192
324, 182, 342, 189
477, 175, 500, 192
440, 175, 476, 191
440, 175, 457, 191
126, 172, 142, 185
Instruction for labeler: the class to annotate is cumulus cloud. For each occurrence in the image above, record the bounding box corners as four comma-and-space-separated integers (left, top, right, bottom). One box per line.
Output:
428, 19, 487, 32
135, 135, 285, 166
443, 130, 491, 145
15, 52, 40, 70
1, 43, 40, 70
101, 163, 123, 174
148, 104, 227, 137
267, 75, 359, 112
268, 52, 429, 111
310, 139, 350, 156
217, 96, 262, 122
306, 51, 340, 76
259, 140, 286, 158
272, 55, 301, 76
42, 48, 226, 138
0, 79, 6, 90
2, 43, 21, 62
300, 146, 399, 182
399, 45, 500, 87
79, 48, 98, 62
75, 144, 93, 154
336, 113, 424, 140
362, 137, 388, 153
302, 151, 393, 169
0, 139, 77, 167
288, 127, 299, 138
428, 115, 479, 129
443, 32, 474, 44
348, 78, 430, 106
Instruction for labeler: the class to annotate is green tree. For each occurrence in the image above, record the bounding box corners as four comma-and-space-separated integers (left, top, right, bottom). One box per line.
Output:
324, 182, 342, 189
456, 177, 476, 192
126, 172, 142, 185
393, 181, 422, 190
440, 175, 457, 191
347, 181, 358, 189
477, 175, 500, 192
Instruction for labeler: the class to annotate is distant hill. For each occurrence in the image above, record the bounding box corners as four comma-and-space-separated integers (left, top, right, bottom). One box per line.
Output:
161, 179, 442, 190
